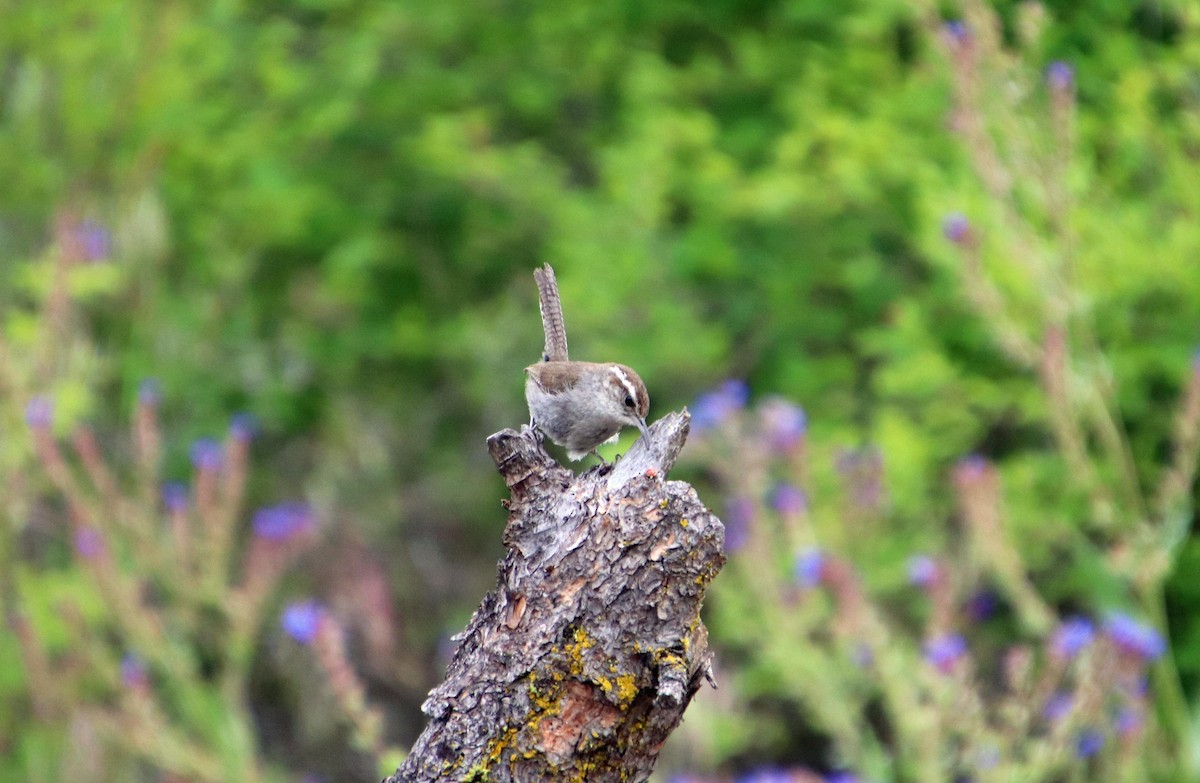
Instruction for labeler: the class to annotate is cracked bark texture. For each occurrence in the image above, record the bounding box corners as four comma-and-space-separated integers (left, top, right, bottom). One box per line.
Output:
385, 409, 725, 783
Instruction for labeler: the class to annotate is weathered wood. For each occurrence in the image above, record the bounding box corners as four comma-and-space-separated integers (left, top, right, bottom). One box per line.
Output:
386, 409, 724, 783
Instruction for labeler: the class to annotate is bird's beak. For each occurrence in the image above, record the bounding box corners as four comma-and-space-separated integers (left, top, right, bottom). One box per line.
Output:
637, 417, 651, 443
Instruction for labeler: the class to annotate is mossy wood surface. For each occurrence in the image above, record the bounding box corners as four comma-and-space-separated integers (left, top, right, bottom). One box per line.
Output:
387, 410, 725, 782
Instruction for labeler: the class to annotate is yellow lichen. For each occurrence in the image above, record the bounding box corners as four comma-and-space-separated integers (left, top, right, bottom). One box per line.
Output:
572, 626, 595, 649
563, 626, 595, 677
652, 647, 686, 671
476, 724, 519, 777
614, 674, 639, 706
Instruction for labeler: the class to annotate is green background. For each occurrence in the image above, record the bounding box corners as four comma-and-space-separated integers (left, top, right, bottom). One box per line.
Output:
2, 0, 1199, 780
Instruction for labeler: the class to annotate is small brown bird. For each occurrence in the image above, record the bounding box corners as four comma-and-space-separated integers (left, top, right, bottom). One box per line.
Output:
523, 265, 651, 461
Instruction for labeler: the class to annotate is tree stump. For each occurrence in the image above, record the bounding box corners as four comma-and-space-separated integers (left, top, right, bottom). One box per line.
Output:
386, 409, 725, 782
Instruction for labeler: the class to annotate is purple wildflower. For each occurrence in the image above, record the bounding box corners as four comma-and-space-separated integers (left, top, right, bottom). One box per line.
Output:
137, 378, 161, 407
1046, 61, 1074, 91
229, 412, 257, 442
759, 398, 807, 452
963, 589, 999, 623
907, 555, 938, 588
1115, 707, 1141, 737
252, 503, 314, 541
953, 454, 989, 483
190, 438, 223, 471
723, 496, 754, 552
735, 768, 794, 783
77, 219, 110, 261
942, 20, 970, 45
1051, 616, 1095, 660
794, 548, 827, 589
25, 396, 53, 429
161, 482, 189, 513
771, 483, 808, 515
924, 633, 968, 674
120, 653, 148, 689
942, 212, 971, 245
721, 379, 751, 406
281, 600, 326, 645
826, 773, 861, 783
74, 527, 104, 559
850, 642, 873, 668
1043, 692, 1073, 722
1075, 728, 1104, 759
1104, 613, 1166, 662
692, 380, 750, 432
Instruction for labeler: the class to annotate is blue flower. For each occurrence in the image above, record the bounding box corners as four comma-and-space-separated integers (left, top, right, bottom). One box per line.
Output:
1075, 728, 1104, 759
1051, 616, 1095, 660
907, 555, 937, 588
771, 483, 808, 515
965, 590, 999, 623
1043, 691, 1073, 722
723, 496, 755, 552
137, 378, 161, 407
190, 438, 223, 471
161, 482, 189, 513
120, 653, 148, 688
77, 219, 111, 261
759, 398, 807, 452
230, 412, 257, 442
942, 20, 970, 45
954, 454, 989, 482
942, 212, 971, 245
924, 634, 967, 674
1104, 613, 1166, 662
252, 503, 314, 541
1046, 61, 1074, 91
825, 772, 860, 783
794, 548, 827, 589
1115, 707, 1141, 737
734, 768, 795, 783
281, 600, 325, 644
692, 380, 749, 431
74, 527, 103, 559
25, 396, 53, 429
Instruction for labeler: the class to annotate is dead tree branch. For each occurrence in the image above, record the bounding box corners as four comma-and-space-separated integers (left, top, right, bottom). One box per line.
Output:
386, 409, 725, 782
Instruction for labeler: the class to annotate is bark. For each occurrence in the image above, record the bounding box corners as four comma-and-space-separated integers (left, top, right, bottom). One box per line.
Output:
386, 410, 724, 783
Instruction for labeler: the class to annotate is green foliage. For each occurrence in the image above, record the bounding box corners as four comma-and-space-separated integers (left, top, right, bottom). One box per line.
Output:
1, 0, 1199, 779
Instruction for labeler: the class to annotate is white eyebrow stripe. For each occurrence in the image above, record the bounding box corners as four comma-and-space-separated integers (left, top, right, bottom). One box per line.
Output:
610, 365, 638, 402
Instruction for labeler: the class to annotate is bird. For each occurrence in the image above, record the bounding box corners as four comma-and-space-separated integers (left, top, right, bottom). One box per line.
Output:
524, 264, 651, 462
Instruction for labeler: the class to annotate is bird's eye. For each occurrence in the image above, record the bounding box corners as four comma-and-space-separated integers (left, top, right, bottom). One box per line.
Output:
624, 395, 635, 408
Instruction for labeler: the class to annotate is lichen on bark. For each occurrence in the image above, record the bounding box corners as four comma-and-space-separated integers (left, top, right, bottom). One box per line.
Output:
387, 410, 725, 783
